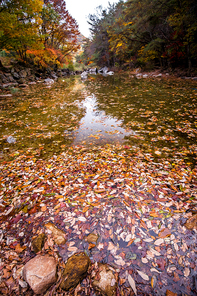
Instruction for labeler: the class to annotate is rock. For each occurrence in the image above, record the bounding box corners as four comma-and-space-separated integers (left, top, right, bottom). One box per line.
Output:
23, 254, 57, 294
19, 84, 28, 88
81, 71, 88, 79
0, 94, 13, 97
60, 252, 91, 291
89, 68, 97, 74
26, 68, 31, 76
31, 233, 46, 253
12, 72, 20, 79
51, 73, 58, 80
19, 69, 27, 78
44, 222, 66, 245
44, 78, 54, 85
98, 67, 108, 74
143, 74, 148, 78
57, 69, 62, 77
107, 71, 114, 75
92, 263, 118, 296
0, 74, 9, 83
18, 78, 26, 84
86, 233, 98, 244
2, 82, 18, 88
7, 75, 15, 82
7, 136, 16, 144
185, 214, 197, 230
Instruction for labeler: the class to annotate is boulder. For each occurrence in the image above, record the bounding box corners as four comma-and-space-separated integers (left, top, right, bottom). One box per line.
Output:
185, 214, 197, 230
31, 233, 46, 253
23, 254, 57, 294
98, 67, 108, 74
60, 252, 91, 291
92, 263, 118, 296
44, 222, 66, 245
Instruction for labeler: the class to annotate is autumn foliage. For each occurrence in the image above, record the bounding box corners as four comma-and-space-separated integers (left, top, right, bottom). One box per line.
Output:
0, 0, 80, 68
82, 0, 197, 73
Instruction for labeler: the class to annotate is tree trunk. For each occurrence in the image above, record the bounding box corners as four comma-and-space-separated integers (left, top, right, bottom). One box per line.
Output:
187, 43, 191, 76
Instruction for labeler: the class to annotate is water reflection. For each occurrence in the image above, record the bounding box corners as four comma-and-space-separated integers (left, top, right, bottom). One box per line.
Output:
73, 94, 134, 145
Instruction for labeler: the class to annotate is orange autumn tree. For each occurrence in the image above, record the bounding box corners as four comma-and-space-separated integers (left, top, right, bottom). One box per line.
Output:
27, 0, 80, 67
0, 0, 80, 68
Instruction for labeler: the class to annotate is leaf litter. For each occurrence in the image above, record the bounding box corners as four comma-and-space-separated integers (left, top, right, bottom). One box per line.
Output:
0, 144, 197, 295
0, 75, 197, 295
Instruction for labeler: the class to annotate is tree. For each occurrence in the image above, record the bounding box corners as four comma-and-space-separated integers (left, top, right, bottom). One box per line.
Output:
42, 0, 80, 57
0, 0, 43, 61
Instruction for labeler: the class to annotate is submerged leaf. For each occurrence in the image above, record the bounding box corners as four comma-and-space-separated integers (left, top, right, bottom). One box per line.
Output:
128, 274, 137, 295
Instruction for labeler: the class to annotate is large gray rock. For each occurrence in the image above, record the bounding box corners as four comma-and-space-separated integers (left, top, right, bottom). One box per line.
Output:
60, 252, 91, 291
23, 254, 57, 294
92, 263, 118, 296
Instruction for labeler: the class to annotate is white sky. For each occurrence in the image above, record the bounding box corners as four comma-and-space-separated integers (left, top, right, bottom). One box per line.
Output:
65, 0, 121, 38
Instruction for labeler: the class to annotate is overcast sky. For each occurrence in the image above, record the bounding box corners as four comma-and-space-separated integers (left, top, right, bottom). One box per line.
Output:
65, 0, 121, 38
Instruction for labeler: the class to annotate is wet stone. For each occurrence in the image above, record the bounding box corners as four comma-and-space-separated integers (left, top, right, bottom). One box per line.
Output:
92, 263, 118, 296
23, 254, 57, 294
31, 233, 46, 253
60, 252, 91, 291
86, 233, 99, 244
44, 222, 66, 245
185, 214, 197, 230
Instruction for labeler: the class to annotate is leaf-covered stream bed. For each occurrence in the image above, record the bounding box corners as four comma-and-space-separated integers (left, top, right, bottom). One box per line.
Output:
0, 74, 197, 295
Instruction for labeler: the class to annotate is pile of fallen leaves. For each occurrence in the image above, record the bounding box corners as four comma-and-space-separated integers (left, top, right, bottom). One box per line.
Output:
0, 144, 197, 295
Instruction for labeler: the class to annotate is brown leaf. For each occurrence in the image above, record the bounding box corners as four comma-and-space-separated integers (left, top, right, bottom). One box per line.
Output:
15, 243, 26, 253
158, 228, 171, 238
166, 290, 177, 296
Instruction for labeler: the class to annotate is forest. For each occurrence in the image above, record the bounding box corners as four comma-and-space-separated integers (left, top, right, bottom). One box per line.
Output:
0, 0, 80, 68
81, 0, 197, 74
0, 0, 197, 74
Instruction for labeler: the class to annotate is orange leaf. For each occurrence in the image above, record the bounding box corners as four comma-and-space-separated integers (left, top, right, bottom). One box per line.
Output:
82, 206, 89, 213
41, 206, 47, 212
127, 238, 135, 246
88, 243, 96, 250
15, 244, 26, 253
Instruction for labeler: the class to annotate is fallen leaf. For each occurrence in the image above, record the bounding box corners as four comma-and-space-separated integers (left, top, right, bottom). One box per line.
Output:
15, 244, 26, 253
158, 228, 171, 238
184, 267, 190, 277
128, 274, 137, 295
137, 270, 149, 281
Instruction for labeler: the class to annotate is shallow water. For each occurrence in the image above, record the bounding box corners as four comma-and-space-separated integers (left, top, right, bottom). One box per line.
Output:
0, 74, 196, 163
